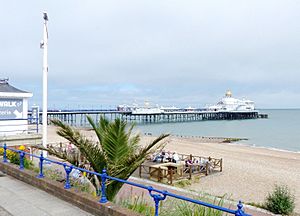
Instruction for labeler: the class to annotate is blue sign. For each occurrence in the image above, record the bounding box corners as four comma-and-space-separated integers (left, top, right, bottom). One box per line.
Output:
0, 98, 23, 119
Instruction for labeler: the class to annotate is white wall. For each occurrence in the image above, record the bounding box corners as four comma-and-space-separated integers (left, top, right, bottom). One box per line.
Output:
0, 92, 32, 135
23, 98, 29, 118
0, 119, 28, 136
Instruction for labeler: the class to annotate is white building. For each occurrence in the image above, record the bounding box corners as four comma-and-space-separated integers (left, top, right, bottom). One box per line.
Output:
0, 79, 33, 135
208, 90, 255, 112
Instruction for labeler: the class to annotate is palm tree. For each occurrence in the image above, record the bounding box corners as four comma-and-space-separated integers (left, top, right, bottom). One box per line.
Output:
46, 116, 169, 201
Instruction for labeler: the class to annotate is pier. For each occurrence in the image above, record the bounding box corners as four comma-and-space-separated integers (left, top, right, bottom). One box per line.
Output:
28, 110, 263, 127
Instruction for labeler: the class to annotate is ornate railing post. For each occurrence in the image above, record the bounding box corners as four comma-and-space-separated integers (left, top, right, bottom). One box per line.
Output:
148, 186, 167, 216
19, 151, 25, 170
37, 152, 45, 178
63, 164, 73, 189
99, 169, 108, 203
235, 200, 245, 216
3, 143, 7, 163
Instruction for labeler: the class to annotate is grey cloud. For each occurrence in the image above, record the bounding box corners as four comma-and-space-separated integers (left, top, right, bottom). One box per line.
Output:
1, 0, 300, 108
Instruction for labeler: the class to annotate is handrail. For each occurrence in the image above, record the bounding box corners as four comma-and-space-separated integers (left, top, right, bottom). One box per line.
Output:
0, 144, 251, 216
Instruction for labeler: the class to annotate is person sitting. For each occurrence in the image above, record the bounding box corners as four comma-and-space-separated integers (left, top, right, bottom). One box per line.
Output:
151, 152, 158, 162
185, 159, 196, 172
199, 158, 208, 166
152, 149, 166, 163
186, 159, 193, 166
165, 151, 172, 162
160, 150, 166, 162
152, 151, 162, 162
172, 151, 179, 163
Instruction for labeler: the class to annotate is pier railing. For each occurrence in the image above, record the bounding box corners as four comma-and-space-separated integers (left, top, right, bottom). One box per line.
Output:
0, 144, 251, 216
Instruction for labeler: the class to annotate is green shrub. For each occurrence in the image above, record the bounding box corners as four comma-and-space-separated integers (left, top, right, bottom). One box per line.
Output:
0, 148, 33, 169
264, 185, 295, 215
8, 152, 33, 169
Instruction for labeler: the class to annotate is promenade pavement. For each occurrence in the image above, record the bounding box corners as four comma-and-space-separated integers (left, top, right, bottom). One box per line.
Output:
0, 170, 274, 216
0, 172, 93, 216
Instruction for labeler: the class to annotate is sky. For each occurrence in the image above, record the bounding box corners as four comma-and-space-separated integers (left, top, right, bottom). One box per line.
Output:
1, 1, 300, 109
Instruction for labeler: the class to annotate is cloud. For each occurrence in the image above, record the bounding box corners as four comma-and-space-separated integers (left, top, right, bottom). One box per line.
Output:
1, 0, 300, 108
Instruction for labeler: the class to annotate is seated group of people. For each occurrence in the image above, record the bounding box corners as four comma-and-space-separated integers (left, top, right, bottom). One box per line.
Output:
185, 158, 210, 166
184, 158, 213, 173
152, 150, 180, 163
151, 150, 212, 172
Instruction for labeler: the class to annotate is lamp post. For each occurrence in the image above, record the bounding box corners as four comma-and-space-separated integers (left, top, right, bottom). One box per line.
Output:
41, 12, 48, 154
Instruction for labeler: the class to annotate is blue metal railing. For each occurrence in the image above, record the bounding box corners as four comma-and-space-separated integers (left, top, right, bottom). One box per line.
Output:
0, 144, 251, 216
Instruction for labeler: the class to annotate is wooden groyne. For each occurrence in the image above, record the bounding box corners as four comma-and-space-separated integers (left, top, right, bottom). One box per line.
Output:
28, 110, 264, 126
258, 114, 268, 118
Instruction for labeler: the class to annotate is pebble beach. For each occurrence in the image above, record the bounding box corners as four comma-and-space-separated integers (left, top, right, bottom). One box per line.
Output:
141, 135, 300, 213
47, 125, 300, 213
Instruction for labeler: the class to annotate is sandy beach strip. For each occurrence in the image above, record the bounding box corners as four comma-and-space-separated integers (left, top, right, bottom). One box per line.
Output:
46, 125, 300, 213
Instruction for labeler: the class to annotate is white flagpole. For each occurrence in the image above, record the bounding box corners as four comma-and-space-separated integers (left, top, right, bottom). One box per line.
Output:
42, 12, 48, 154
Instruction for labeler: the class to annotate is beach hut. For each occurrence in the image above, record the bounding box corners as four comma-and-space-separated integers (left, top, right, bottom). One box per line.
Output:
0, 79, 33, 135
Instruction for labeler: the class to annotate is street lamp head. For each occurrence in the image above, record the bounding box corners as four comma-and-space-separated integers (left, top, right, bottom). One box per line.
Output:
43, 12, 48, 21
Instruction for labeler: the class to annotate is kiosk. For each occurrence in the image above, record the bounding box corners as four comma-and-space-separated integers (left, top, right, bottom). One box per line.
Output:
0, 79, 33, 135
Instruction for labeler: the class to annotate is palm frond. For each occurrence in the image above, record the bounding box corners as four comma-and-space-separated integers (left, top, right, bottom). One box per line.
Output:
35, 144, 79, 165
51, 119, 107, 173
120, 134, 170, 177
50, 117, 169, 201
100, 118, 129, 163
87, 115, 103, 145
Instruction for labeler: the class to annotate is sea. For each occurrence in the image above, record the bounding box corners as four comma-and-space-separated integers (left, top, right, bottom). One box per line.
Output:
135, 109, 300, 153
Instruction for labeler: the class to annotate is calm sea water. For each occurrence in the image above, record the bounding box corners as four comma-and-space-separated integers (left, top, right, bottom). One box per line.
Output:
135, 109, 300, 152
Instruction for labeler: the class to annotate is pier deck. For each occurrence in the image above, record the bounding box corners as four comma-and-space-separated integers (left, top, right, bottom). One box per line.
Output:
28, 110, 263, 126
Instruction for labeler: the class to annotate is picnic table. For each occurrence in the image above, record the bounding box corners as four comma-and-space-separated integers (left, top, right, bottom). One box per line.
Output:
149, 162, 184, 183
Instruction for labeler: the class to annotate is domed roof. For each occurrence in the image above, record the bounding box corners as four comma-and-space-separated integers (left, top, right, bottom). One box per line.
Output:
225, 90, 232, 97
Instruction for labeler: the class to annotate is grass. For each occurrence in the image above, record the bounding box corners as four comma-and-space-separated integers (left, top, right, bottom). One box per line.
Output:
44, 168, 65, 181
173, 175, 201, 188
118, 192, 227, 216
118, 193, 155, 216
174, 179, 192, 188
160, 197, 225, 216
246, 201, 265, 209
